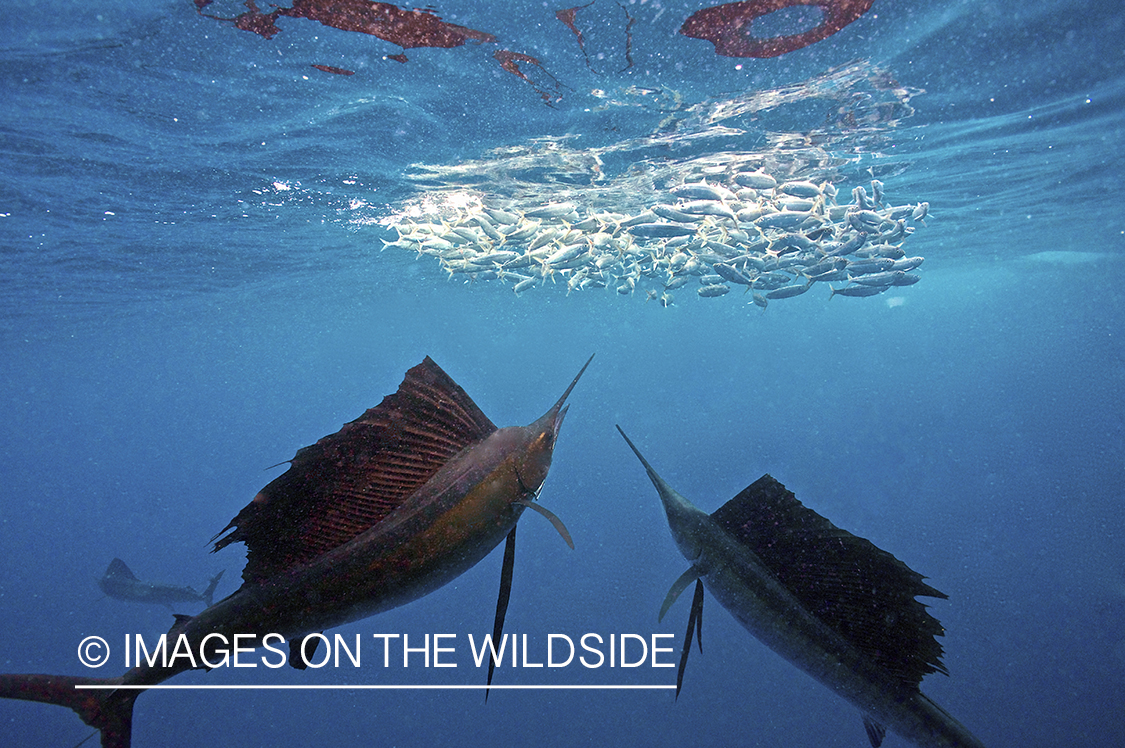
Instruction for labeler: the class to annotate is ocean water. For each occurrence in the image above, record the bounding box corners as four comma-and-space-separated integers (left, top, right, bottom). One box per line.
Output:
1, 1, 1123, 746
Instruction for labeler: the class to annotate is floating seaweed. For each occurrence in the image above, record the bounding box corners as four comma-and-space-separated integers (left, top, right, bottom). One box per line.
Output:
681, 0, 875, 58
555, 0, 634, 74
196, 0, 495, 61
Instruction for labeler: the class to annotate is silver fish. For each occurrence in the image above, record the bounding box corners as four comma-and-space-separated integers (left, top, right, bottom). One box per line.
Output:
830, 284, 887, 298
733, 172, 778, 190
850, 271, 904, 286
672, 182, 736, 202
712, 262, 755, 286
892, 257, 925, 271
846, 258, 897, 275
653, 204, 706, 223
513, 276, 538, 295
485, 207, 521, 225
778, 181, 821, 198
525, 203, 577, 220
766, 283, 812, 299
628, 223, 697, 238
677, 200, 737, 221
755, 212, 811, 230
471, 215, 504, 243
698, 284, 731, 297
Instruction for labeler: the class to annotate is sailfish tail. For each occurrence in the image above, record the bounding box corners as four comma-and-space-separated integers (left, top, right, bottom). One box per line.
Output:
0, 673, 137, 748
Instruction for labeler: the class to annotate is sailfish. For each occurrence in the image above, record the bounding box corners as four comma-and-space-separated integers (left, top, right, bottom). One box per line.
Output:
0, 355, 593, 748
616, 426, 987, 748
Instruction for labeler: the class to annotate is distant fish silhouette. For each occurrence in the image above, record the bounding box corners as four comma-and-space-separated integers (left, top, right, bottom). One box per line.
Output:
617, 426, 987, 748
98, 558, 224, 610
0, 355, 592, 748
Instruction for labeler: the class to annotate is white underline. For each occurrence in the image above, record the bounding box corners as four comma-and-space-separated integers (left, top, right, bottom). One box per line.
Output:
75, 684, 676, 690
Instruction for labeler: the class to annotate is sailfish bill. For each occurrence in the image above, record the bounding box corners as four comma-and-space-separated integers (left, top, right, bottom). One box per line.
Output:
0, 355, 593, 748
616, 426, 987, 748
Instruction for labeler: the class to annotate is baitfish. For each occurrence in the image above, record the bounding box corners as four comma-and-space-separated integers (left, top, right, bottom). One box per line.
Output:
512, 276, 538, 295
1, 356, 594, 747
848, 209, 886, 232
504, 220, 541, 242
831, 284, 888, 298
485, 207, 521, 225
471, 215, 505, 243
711, 262, 755, 286
615, 428, 988, 748
822, 232, 868, 257
852, 185, 873, 209
628, 223, 697, 238
545, 243, 587, 265
677, 200, 737, 221
802, 257, 848, 277
697, 284, 731, 297
851, 270, 907, 286
766, 283, 812, 299
476, 250, 522, 265
846, 258, 897, 275
616, 211, 660, 228
524, 202, 577, 219
806, 268, 850, 283
653, 204, 707, 223
733, 172, 778, 189
671, 182, 736, 202
778, 180, 822, 198
755, 211, 813, 230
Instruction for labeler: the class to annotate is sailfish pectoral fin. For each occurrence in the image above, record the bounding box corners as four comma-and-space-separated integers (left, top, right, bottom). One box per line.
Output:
486, 525, 518, 701
288, 634, 322, 670
692, 579, 703, 654
659, 567, 702, 622
514, 499, 574, 549
862, 715, 887, 748
675, 579, 705, 700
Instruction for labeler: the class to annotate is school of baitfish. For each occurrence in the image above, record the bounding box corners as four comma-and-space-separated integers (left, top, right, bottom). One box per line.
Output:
380, 168, 928, 308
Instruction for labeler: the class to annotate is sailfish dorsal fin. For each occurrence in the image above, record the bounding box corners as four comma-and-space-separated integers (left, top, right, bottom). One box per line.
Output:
213, 357, 497, 584
710, 474, 949, 690
104, 558, 138, 581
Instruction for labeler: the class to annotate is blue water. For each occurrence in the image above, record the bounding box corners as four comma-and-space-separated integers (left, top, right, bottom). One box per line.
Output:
2, 1, 1123, 746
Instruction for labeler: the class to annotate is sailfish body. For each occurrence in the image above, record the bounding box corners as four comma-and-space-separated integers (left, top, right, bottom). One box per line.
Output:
0, 355, 592, 748
617, 427, 987, 748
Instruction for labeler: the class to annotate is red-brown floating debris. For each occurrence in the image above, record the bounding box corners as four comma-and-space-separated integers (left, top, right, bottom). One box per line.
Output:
555, 0, 633, 74
494, 50, 567, 106
311, 64, 356, 75
556, 2, 594, 49
280, 1, 496, 55
198, 0, 283, 40
680, 0, 874, 58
